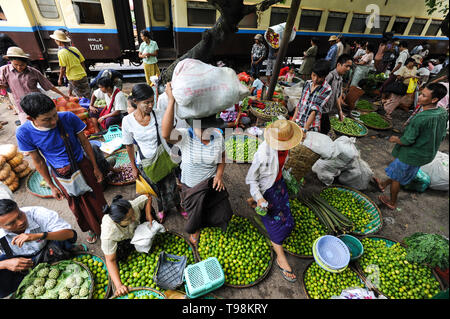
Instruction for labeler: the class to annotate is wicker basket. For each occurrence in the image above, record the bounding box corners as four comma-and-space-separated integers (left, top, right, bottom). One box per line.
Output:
284, 143, 320, 182
106, 149, 136, 186
331, 118, 369, 138
249, 100, 288, 122
194, 214, 274, 289
301, 260, 368, 299
354, 236, 446, 299
110, 287, 166, 299
13, 260, 95, 299
359, 113, 393, 131
73, 252, 112, 299
320, 185, 383, 236
26, 169, 58, 199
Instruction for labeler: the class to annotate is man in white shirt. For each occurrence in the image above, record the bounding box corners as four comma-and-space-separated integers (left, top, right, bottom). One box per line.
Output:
393, 41, 410, 75
0, 199, 82, 298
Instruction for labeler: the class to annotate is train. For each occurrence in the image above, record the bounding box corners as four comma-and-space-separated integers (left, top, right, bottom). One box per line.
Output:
0, 0, 448, 81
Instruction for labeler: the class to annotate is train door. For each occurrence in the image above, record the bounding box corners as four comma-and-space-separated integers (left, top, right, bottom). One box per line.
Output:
144, 0, 176, 62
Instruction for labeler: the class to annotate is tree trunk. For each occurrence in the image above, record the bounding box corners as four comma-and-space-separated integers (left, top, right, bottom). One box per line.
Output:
158, 0, 284, 88
266, 0, 301, 100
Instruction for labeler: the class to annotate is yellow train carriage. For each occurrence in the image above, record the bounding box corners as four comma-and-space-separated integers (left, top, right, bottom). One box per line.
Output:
0, 0, 128, 74
171, 0, 448, 59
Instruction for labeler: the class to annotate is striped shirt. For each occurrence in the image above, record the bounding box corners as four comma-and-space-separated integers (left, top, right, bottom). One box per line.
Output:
0, 207, 73, 257
295, 80, 332, 132
177, 128, 224, 188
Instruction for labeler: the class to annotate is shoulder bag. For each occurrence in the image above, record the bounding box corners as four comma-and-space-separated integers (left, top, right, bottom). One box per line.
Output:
136, 110, 178, 184
49, 121, 93, 197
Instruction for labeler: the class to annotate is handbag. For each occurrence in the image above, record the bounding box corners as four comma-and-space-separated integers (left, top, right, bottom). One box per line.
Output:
136, 110, 178, 184
50, 121, 93, 197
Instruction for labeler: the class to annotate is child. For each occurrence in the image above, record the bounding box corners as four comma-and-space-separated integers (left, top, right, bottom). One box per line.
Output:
250, 73, 264, 96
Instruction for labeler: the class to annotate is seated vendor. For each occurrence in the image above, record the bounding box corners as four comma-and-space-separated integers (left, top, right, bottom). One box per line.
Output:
0, 199, 85, 298
249, 73, 264, 96
88, 77, 128, 133
100, 195, 164, 297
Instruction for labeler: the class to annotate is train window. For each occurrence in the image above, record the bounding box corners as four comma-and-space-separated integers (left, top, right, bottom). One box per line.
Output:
35, 0, 59, 19
325, 11, 347, 32
299, 9, 322, 31
72, 0, 105, 25
370, 15, 391, 34
426, 19, 442, 36
270, 7, 289, 27
392, 17, 410, 35
409, 18, 428, 35
348, 13, 369, 33
152, 0, 166, 22
239, 6, 257, 28
187, 1, 216, 27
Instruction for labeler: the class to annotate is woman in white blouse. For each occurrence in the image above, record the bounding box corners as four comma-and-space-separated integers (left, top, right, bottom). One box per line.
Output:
246, 120, 303, 283
100, 194, 164, 297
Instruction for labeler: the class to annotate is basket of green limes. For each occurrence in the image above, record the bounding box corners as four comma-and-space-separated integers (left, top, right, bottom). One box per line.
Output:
110, 287, 165, 299
302, 260, 368, 299
196, 215, 273, 288
355, 236, 445, 299
72, 252, 112, 299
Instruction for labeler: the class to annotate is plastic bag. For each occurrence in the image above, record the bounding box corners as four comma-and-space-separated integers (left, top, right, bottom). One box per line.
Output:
312, 159, 345, 186
338, 156, 374, 190
302, 132, 335, 160
171, 59, 249, 120
404, 169, 431, 193
264, 23, 296, 49
287, 97, 300, 112
0, 181, 13, 200
331, 287, 387, 299
333, 136, 359, 164
283, 168, 302, 197
283, 81, 304, 98
131, 221, 166, 253
420, 152, 449, 191
407, 78, 419, 94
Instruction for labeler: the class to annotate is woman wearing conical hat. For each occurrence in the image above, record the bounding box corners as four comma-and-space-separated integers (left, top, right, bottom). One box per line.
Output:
246, 120, 303, 283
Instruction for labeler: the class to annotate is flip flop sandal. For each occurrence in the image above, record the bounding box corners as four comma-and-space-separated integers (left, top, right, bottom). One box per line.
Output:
86, 231, 98, 244
180, 211, 188, 220
157, 212, 166, 223
276, 261, 297, 283
71, 243, 89, 252
189, 234, 199, 247
378, 195, 396, 210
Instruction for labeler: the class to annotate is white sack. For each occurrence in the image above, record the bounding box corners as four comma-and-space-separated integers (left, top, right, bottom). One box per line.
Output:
171, 59, 249, 120
421, 151, 449, 191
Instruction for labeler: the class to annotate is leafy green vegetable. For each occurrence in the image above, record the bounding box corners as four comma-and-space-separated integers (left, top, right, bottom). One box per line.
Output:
403, 233, 449, 269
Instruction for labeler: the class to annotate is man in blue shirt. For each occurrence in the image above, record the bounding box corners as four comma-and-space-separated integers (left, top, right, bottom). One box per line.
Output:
325, 35, 339, 69
0, 199, 83, 298
16, 93, 106, 245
